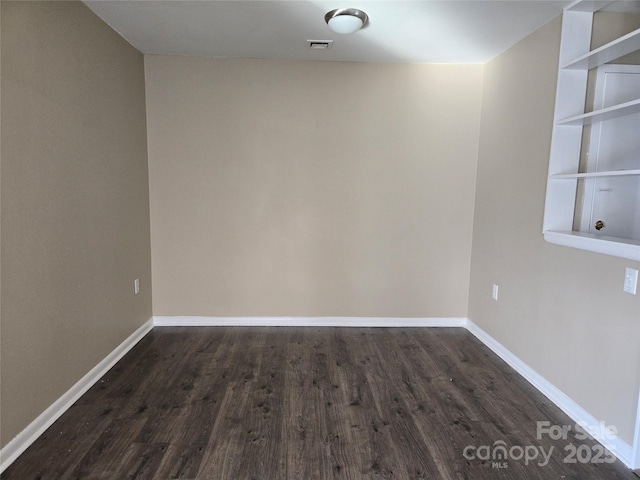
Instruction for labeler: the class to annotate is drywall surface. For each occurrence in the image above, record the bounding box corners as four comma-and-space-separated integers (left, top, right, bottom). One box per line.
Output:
469, 17, 640, 445
145, 56, 483, 318
1, 1, 152, 446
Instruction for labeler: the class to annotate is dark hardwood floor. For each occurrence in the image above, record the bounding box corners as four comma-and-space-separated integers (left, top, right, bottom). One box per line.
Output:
2, 327, 636, 479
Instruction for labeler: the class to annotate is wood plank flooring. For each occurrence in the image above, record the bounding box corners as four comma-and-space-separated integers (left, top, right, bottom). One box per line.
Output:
2, 327, 637, 479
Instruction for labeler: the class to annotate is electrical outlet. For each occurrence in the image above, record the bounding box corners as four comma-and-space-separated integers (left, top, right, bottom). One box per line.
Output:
623, 268, 637, 295
492, 284, 499, 301
134, 278, 140, 295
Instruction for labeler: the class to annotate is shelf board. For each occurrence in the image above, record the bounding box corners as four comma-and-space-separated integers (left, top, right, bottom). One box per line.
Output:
562, 27, 640, 69
550, 169, 640, 179
557, 98, 640, 125
567, 0, 640, 13
544, 230, 640, 261
566, 1, 615, 13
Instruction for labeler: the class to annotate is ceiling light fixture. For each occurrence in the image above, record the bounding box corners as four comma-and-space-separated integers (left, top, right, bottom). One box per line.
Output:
324, 8, 368, 34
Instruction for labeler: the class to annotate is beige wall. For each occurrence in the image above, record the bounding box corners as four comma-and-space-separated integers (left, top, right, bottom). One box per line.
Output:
0, 0, 3, 449
468, 16, 640, 445
1, 1, 152, 447
145, 56, 483, 318
592, 11, 640, 56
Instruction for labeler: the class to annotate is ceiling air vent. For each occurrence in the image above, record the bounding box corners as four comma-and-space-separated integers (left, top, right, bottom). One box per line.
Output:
307, 40, 333, 50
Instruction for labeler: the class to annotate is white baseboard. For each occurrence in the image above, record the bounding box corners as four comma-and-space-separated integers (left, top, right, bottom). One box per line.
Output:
0, 318, 154, 474
152, 316, 468, 328
465, 319, 635, 469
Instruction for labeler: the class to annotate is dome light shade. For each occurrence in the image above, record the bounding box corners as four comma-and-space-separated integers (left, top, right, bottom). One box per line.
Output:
325, 8, 368, 34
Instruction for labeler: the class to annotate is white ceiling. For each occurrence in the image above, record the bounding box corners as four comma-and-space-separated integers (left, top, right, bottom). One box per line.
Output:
84, 0, 571, 64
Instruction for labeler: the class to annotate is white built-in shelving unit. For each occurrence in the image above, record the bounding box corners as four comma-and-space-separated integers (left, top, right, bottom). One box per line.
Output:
543, 0, 640, 261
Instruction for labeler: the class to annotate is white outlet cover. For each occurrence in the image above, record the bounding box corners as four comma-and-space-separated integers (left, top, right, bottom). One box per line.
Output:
623, 268, 638, 295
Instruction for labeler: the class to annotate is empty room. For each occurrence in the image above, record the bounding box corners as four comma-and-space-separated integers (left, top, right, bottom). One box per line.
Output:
1, 0, 639, 478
